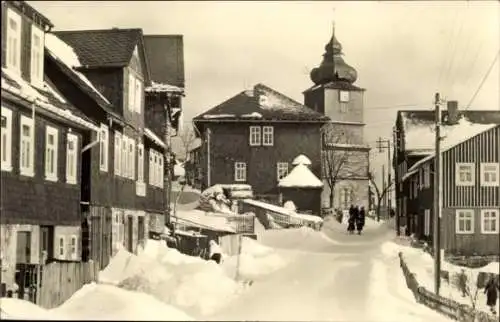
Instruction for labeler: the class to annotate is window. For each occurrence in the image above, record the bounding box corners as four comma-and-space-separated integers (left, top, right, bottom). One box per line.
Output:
424, 209, 431, 236
45, 126, 58, 181
481, 209, 499, 234
6, 8, 22, 73
129, 139, 135, 179
20, 115, 35, 177
114, 132, 122, 176
70, 235, 78, 260
262, 126, 274, 146
249, 126, 261, 146
30, 25, 44, 87
413, 177, 418, 198
277, 162, 289, 181
234, 162, 247, 182
455, 163, 474, 186
99, 124, 109, 172
149, 150, 154, 185
66, 133, 78, 184
134, 78, 142, 113
158, 154, 164, 188
480, 163, 499, 187
339, 90, 350, 102
1, 107, 13, 171
58, 236, 65, 258
128, 73, 135, 111
121, 135, 128, 177
423, 164, 431, 188
456, 210, 474, 234
137, 143, 144, 182
419, 168, 424, 190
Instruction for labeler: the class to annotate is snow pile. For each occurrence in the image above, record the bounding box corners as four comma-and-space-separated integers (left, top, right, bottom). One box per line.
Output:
0, 298, 68, 320
145, 81, 184, 94
55, 283, 194, 321
45, 33, 111, 104
141, 239, 203, 266
223, 237, 287, 279
258, 226, 339, 250
278, 164, 323, 188
174, 160, 185, 177
241, 112, 263, 118
174, 209, 236, 233
292, 154, 312, 166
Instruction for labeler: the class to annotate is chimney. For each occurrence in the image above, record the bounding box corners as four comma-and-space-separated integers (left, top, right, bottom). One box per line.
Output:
447, 100, 459, 124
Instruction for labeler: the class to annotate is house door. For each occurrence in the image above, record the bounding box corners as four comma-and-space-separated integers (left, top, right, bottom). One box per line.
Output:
137, 216, 145, 248
127, 216, 133, 253
16, 231, 32, 264
39, 226, 53, 264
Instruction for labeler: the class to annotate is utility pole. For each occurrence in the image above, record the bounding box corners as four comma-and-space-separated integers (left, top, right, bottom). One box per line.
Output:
382, 165, 386, 208
433, 92, 442, 296
376, 137, 392, 220
393, 127, 400, 236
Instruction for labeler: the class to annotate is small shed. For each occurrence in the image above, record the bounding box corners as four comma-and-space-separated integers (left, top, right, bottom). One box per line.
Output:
278, 159, 324, 215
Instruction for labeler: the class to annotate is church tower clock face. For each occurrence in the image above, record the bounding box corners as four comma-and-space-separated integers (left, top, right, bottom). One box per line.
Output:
339, 90, 350, 102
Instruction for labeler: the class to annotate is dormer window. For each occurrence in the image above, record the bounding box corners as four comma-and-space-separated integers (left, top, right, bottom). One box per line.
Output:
128, 71, 143, 114
30, 25, 45, 87
6, 7, 22, 74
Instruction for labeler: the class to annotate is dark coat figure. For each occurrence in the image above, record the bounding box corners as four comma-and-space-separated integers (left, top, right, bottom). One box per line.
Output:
357, 207, 366, 234
347, 205, 356, 234
485, 278, 499, 314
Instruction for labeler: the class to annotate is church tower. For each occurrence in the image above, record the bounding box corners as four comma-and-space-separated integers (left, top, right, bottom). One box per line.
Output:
303, 22, 371, 210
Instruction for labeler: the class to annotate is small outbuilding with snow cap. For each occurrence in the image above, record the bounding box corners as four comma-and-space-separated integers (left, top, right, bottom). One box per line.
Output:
278, 155, 324, 216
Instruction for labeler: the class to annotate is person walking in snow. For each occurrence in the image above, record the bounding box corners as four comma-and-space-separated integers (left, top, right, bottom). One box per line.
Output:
347, 205, 356, 234
208, 240, 223, 264
356, 206, 366, 235
485, 277, 499, 315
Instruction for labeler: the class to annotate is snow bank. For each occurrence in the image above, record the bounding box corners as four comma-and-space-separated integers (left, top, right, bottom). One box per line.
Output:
142, 239, 203, 266
0, 298, 67, 320
54, 283, 194, 321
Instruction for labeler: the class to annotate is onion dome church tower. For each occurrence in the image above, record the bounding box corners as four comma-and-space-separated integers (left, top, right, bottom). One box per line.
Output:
303, 21, 371, 210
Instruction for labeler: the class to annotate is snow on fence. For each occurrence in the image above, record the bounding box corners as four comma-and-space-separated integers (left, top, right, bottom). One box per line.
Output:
398, 252, 497, 322
38, 260, 99, 309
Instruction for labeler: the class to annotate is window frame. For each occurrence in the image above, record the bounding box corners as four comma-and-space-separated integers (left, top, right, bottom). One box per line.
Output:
234, 162, 247, 182
424, 209, 431, 236
99, 124, 109, 172
149, 149, 154, 186
480, 163, 499, 187
455, 209, 474, 234
70, 235, 78, 260
455, 163, 475, 186
121, 134, 128, 177
137, 142, 144, 183
1, 107, 13, 172
158, 153, 164, 188
249, 126, 261, 146
423, 164, 431, 188
58, 236, 65, 258
277, 162, 289, 181
30, 24, 44, 87
19, 115, 35, 177
45, 125, 59, 182
114, 131, 122, 176
66, 133, 78, 184
480, 209, 499, 234
262, 126, 274, 146
6, 7, 22, 74
129, 139, 135, 180
134, 77, 142, 113
128, 72, 135, 112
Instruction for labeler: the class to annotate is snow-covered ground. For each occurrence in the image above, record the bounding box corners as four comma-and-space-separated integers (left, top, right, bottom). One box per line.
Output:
383, 240, 500, 315
1, 216, 461, 321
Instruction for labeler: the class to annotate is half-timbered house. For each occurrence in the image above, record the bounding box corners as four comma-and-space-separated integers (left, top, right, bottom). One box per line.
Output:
0, 0, 100, 296
401, 119, 499, 257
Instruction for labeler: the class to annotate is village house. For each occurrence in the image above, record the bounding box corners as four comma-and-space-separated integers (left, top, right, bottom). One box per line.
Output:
47, 27, 170, 268
400, 115, 499, 257
393, 101, 500, 235
302, 26, 371, 210
192, 83, 330, 214
0, 1, 100, 299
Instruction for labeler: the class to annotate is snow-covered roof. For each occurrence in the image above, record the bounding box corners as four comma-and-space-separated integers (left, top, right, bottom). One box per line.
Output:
292, 154, 312, 166
407, 119, 498, 173
1, 68, 99, 132
172, 209, 236, 233
241, 112, 263, 118
45, 33, 111, 105
278, 164, 323, 188
242, 199, 295, 216
325, 143, 371, 150
144, 128, 166, 149
401, 169, 419, 182
145, 81, 184, 95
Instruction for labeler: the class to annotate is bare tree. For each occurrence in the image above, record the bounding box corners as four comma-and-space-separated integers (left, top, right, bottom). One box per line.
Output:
172, 127, 198, 219
368, 171, 394, 222
322, 128, 368, 208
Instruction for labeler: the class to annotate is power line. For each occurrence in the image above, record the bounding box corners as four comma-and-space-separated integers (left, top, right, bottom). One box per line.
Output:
465, 51, 500, 111
443, 7, 467, 97
437, 9, 460, 90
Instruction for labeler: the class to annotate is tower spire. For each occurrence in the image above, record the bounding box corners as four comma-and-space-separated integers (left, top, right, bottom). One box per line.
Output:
331, 8, 336, 80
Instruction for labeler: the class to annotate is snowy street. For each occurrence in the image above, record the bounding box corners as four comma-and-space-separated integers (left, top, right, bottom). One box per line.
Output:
207, 217, 452, 322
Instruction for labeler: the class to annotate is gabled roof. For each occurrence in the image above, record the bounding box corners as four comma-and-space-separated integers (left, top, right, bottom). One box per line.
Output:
143, 35, 185, 89
397, 109, 500, 153
54, 28, 149, 75
193, 83, 330, 123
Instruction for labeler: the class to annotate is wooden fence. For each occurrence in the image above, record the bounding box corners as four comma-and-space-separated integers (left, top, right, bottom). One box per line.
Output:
38, 260, 99, 309
398, 252, 497, 322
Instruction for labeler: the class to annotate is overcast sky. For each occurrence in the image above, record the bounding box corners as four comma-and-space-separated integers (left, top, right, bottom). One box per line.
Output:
32, 0, 499, 186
